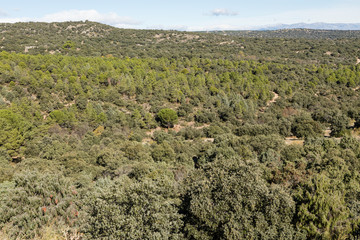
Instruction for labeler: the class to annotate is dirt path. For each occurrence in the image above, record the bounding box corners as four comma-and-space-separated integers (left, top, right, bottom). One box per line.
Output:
357, 58, 360, 65
284, 137, 304, 146
144, 121, 210, 140
260, 92, 279, 112
267, 92, 279, 106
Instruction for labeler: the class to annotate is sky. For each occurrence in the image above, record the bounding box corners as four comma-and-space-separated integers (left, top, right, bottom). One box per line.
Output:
0, 0, 360, 30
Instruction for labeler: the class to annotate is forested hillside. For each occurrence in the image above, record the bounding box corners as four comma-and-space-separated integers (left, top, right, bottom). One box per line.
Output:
1, 21, 360, 239
215, 28, 360, 39
2, 21, 360, 65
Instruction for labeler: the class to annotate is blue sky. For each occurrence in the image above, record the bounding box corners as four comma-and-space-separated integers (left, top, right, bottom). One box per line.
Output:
1, 0, 360, 30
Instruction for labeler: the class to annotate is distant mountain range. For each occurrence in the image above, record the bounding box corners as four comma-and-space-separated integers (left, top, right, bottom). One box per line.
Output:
257, 22, 360, 30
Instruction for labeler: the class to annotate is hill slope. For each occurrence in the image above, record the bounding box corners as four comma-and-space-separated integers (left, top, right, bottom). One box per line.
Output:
1, 21, 360, 64
2, 21, 360, 239
215, 28, 360, 39
258, 22, 360, 31
0, 21, 244, 59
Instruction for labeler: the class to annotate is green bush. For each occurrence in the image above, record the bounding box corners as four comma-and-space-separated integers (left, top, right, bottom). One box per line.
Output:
49, 109, 76, 128
0, 109, 32, 157
82, 176, 183, 239
157, 108, 178, 128
0, 172, 80, 239
295, 175, 352, 239
292, 114, 323, 139
181, 157, 304, 239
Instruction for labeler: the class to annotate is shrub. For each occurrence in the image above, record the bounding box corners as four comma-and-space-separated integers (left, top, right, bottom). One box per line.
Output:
181, 157, 304, 240
82, 176, 183, 239
0, 109, 32, 157
157, 108, 178, 128
0, 172, 80, 239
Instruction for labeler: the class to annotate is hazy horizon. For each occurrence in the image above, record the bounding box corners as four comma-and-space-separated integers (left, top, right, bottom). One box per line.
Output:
1, 0, 360, 31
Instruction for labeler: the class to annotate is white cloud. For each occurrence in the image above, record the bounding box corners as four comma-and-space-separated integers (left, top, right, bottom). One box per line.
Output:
1, 6, 360, 31
0, 17, 30, 23
187, 24, 253, 31
144, 23, 254, 31
0, 9, 140, 28
233, 6, 360, 26
279, 7, 360, 23
210, 8, 238, 16
145, 24, 190, 31
190, 5, 360, 31
41, 9, 140, 26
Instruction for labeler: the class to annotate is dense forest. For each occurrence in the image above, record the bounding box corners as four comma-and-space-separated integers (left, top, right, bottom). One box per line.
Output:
1, 21, 360, 239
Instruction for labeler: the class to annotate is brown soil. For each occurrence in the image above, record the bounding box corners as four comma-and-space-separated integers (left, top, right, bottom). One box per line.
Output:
268, 92, 279, 105
324, 128, 331, 137
285, 137, 304, 146
260, 92, 279, 112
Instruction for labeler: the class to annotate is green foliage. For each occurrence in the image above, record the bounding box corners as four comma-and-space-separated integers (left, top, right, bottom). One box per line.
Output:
157, 108, 178, 128
62, 40, 75, 50
0, 148, 13, 182
292, 114, 323, 139
2, 21, 360, 65
295, 175, 352, 239
0, 24, 360, 239
330, 112, 350, 137
182, 157, 304, 240
0, 172, 80, 239
152, 142, 176, 163
49, 109, 76, 128
0, 109, 31, 157
82, 176, 183, 239
75, 95, 87, 110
